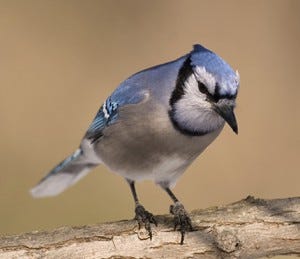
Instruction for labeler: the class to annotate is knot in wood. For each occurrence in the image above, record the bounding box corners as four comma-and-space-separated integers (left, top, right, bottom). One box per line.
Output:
214, 230, 240, 253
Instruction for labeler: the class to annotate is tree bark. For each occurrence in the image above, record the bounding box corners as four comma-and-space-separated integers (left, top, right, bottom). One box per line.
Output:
1, 196, 300, 258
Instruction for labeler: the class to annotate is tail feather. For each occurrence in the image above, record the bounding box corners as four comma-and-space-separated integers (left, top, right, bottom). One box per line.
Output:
30, 148, 97, 198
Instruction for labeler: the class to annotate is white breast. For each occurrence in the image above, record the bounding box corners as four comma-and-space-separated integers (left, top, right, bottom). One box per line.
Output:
115, 154, 188, 188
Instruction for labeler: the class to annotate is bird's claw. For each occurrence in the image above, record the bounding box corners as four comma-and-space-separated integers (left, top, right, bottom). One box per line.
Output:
135, 204, 157, 240
170, 202, 193, 245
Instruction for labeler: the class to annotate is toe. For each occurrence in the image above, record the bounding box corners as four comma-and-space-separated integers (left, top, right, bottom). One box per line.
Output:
169, 202, 193, 244
134, 204, 157, 240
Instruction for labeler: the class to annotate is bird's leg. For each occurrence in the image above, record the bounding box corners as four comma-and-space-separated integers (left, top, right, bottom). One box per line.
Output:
127, 179, 157, 240
164, 187, 193, 244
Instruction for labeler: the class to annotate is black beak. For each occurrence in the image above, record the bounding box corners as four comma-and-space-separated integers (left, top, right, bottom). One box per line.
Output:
214, 103, 238, 134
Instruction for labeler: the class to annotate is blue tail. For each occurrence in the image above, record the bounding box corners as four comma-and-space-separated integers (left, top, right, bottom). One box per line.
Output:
30, 148, 97, 198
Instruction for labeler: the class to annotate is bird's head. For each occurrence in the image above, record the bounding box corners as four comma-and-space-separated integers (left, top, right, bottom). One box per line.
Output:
169, 44, 240, 136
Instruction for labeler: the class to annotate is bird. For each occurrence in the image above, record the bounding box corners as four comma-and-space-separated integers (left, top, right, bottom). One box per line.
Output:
30, 44, 239, 244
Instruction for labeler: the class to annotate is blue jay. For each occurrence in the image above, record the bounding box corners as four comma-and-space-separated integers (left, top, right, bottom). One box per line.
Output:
31, 44, 239, 244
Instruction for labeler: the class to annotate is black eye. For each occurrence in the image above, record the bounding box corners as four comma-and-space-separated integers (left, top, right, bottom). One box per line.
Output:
198, 82, 209, 95
198, 81, 219, 102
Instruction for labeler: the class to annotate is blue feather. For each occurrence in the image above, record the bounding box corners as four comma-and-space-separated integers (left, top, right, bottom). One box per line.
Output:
85, 98, 118, 142
85, 81, 147, 142
190, 44, 238, 97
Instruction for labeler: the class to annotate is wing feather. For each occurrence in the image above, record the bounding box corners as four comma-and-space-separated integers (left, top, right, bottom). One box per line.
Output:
85, 83, 148, 143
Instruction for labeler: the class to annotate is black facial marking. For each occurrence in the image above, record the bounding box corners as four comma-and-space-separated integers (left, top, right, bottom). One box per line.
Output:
200, 82, 237, 103
214, 83, 221, 100
169, 56, 193, 106
197, 81, 219, 103
169, 56, 215, 136
168, 56, 237, 136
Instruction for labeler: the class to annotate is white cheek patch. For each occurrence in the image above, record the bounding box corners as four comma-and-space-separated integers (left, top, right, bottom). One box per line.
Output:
184, 74, 202, 98
194, 66, 216, 95
172, 73, 224, 133
183, 74, 209, 108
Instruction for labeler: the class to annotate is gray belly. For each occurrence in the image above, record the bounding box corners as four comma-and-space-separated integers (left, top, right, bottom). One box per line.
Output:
93, 102, 223, 187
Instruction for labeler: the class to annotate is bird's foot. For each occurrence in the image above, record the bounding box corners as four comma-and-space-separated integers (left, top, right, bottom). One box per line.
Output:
135, 204, 157, 240
170, 202, 193, 244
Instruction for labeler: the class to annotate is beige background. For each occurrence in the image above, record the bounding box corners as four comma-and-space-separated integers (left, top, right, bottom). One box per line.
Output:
0, 0, 299, 247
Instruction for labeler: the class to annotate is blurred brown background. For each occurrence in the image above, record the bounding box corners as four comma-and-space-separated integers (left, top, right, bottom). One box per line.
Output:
0, 0, 299, 240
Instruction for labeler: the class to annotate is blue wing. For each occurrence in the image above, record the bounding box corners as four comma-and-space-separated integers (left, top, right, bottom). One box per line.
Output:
85, 79, 148, 143
85, 97, 118, 142
85, 51, 187, 143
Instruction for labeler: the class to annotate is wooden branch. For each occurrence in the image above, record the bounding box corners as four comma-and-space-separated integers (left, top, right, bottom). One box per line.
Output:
1, 196, 300, 258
